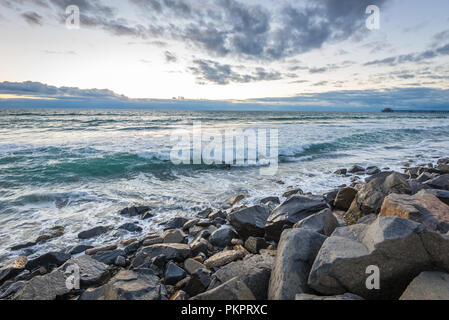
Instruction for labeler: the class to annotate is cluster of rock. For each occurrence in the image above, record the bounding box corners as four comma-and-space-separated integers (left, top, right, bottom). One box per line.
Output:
1, 158, 449, 300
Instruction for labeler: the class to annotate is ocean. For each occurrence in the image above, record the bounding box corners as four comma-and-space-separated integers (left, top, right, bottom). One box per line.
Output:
1, 108, 449, 262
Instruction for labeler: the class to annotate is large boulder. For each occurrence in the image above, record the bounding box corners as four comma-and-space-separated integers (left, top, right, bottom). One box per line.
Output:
191, 277, 255, 300
14, 269, 70, 300
425, 174, 449, 191
421, 189, 449, 206
380, 190, 449, 233
333, 187, 358, 211
265, 195, 329, 241
104, 269, 162, 300
344, 172, 411, 225
63, 255, 110, 287
308, 216, 449, 299
268, 229, 326, 300
228, 205, 271, 239
293, 208, 340, 236
211, 253, 274, 300
400, 271, 449, 300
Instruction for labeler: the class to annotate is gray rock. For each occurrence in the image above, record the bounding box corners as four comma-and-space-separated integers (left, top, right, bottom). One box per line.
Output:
164, 217, 189, 230
265, 195, 329, 241
14, 269, 69, 300
183, 219, 200, 231
104, 269, 162, 300
190, 238, 211, 256
63, 255, 110, 287
124, 242, 142, 256
162, 229, 188, 244
282, 188, 304, 198
79, 286, 105, 300
191, 277, 255, 300
333, 187, 358, 211
308, 216, 449, 299
268, 229, 326, 300
115, 256, 126, 267
119, 206, 151, 218
295, 293, 364, 300
366, 167, 381, 175
165, 262, 187, 285
293, 208, 339, 236
78, 226, 110, 239
211, 253, 274, 300
260, 197, 280, 205
119, 223, 142, 233
65, 245, 94, 255
138, 243, 190, 262
209, 227, 238, 247
208, 211, 226, 221
93, 250, 126, 265
228, 205, 271, 239
244, 237, 268, 254
322, 189, 339, 206
25, 251, 71, 271
184, 258, 205, 275
348, 165, 365, 173
0, 257, 27, 286
184, 268, 212, 296
0, 281, 25, 299
425, 174, 449, 191
400, 271, 449, 300
86, 244, 117, 255
421, 188, 449, 205
334, 169, 347, 175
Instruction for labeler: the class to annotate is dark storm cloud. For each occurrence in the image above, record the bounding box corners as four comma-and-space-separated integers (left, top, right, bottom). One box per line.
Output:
188, 59, 282, 85
21, 11, 43, 25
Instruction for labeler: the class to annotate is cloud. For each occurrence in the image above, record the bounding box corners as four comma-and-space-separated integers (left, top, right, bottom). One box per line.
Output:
164, 51, 177, 63
188, 59, 282, 85
21, 11, 43, 25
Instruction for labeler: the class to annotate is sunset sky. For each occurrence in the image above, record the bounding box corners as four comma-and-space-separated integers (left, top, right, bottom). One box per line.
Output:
0, 0, 448, 110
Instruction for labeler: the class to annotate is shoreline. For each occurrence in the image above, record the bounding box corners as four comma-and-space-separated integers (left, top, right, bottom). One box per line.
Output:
0, 156, 448, 300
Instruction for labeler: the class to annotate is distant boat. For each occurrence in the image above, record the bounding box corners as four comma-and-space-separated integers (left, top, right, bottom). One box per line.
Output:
382, 108, 394, 113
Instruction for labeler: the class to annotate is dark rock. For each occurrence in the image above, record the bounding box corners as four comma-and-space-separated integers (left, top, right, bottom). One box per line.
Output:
265, 195, 329, 242
208, 211, 226, 220
197, 208, 213, 218
333, 187, 358, 211
138, 243, 190, 262
183, 218, 200, 231
163, 217, 189, 231
282, 188, 304, 198
115, 256, 126, 267
79, 286, 105, 300
0, 257, 27, 286
184, 268, 212, 296
162, 229, 188, 244
119, 223, 142, 233
120, 206, 151, 218
25, 252, 71, 271
34, 226, 64, 243
78, 226, 110, 239
93, 250, 126, 265
322, 189, 339, 206
260, 197, 280, 205
86, 244, 117, 255
366, 167, 381, 175
425, 174, 449, 191
191, 277, 255, 300
13, 269, 70, 300
334, 169, 347, 175
183, 258, 205, 275
65, 245, 94, 255
104, 269, 162, 300
228, 205, 271, 239
421, 189, 449, 206
124, 242, 142, 256
293, 208, 340, 236
400, 271, 449, 300
0, 281, 25, 299
165, 262, 186, 285
268, 229, 326, 300
244, 237, 268, 254
204, 250, 246, 269
296, 293, 364, 300
63, 255, 110, 287
10, 242, 36, 251
348, 165, 365, 173
190, 238, 211, 256
209, 227, 238, 247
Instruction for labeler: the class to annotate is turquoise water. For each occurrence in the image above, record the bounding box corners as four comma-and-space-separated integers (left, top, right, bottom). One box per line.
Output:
1, 109, 449, 262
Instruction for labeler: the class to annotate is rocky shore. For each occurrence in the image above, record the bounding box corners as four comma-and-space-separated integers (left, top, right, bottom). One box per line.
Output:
1, 157, 449, 300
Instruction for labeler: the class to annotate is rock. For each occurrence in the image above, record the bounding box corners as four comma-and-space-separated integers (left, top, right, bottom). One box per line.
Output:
170, 290, 187, 300
425, 174, 449, 191
63, 255, 110, 287
208, 211, 226, 220
228, 205, 271, 239
65, 245, 94, 255
104, 269, 162, 300
293, 208, 340, 236
438, 158, 449, 165
124, 242, 142, 255
25, 252, 70, 271
209, 227, 238, 247
265, 195, 329, 242
86, 244, 117, 256
348, 165, 365, 173
0, 281, 26, 299
93, 250, 126, 265
204, 250, 246, 268
244, 237, 268, 254
268, 229, 326, 300
78, 226, 110, 239
183, 218, 200, 231
162, 229, 188, 244
344, 172, 411, 225
0, 256, 27, 285
143, 237, 163, 246
14, 269, 70, 300
211, 253, 274, 300
295, 293, 364, 300
260, 197, 280, 205
436, 164, 449, 174
400, 271, 449, 300
416, 172, 434, 183
322, 189, 339, 206
184, 258, 205, 275
79, 286, 105, 300
138, 243, 190, 262
229, 195, 245, 206
333, 187, 358, 211
115, 256, 126, 267
308, 216, 449, 299
120, 206, 151, 218
164, 217, 189, 230
10, 242, 37, 251
366, 167, 381, 175
119, 223, 142, 233
334, 169, 347, 175
421, 189, 449, 206
282, 188, 303, 198
184, 268, 212, 296
380, 190, 449, 233
164, 262, 187, 285
357, 214, 377, 225
197, 208, 213, 218
34, 226, 64, 243
191, 277, 255, 300
190, 238, 211, 256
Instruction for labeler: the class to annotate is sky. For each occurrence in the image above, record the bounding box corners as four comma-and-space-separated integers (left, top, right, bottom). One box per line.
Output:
0, 0, 449, 110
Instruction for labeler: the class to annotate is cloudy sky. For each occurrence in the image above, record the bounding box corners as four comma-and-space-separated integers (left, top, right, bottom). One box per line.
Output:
0, 0, 449, 110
